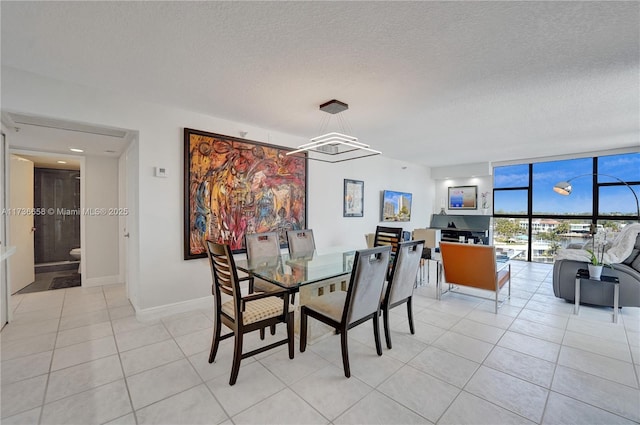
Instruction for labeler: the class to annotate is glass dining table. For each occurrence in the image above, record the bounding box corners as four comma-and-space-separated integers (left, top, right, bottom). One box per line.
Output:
236, 247, 359, 341
235, 247, 357, 294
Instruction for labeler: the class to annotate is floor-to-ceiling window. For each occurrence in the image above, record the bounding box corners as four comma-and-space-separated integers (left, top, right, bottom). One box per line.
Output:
493, 152, 639, 262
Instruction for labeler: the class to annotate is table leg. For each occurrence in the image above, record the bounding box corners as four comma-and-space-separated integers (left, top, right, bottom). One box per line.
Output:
574, 277, 580, 315
613, 283, 619, 324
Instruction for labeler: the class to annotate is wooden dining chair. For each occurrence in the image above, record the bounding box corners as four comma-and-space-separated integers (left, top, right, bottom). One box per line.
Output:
374, 226, 403, 255
381, 240, 424, 349
286, 229, 316, 257
300, 245, 391, 378
205, 240, 294, 385
374, 225, 403, 278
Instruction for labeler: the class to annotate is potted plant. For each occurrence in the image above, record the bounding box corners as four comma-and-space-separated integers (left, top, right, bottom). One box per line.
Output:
586, 230, 609, 279
480, 192, 490, 215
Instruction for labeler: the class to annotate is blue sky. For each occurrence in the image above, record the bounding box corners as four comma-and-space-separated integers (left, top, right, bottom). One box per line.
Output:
494, 152, 639, 215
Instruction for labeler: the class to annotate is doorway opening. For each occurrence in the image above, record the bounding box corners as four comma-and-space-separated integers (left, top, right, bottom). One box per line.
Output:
11, 153, 83, 294
2, 113, 135, 300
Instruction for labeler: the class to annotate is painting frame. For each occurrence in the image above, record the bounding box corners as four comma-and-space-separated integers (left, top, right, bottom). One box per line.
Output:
381, 190, 412, 222
183, 128, 307, 259
448, 185, 478, 210
343, 179, 364, 217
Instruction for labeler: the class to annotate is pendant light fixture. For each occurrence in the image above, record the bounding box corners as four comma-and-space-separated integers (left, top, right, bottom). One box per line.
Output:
286, 100, 381, 163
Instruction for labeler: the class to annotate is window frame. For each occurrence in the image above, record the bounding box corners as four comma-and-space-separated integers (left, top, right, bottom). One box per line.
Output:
493, 155, 639, 262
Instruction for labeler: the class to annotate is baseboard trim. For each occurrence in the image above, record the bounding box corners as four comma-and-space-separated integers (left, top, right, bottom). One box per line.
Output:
135, 296, 211, 322
83, 275, 120, 287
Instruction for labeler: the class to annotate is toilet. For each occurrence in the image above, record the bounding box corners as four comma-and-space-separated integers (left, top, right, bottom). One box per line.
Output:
69, 248, 81, 260
70, 248, 82, 273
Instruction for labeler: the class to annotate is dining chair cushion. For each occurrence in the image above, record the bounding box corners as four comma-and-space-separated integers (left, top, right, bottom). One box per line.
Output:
221, 297, 294, 325
302, 291, 347, 322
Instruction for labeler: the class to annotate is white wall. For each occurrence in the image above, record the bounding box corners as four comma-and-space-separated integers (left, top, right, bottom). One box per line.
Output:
2, 67, 434, 315
83, 155, 120, 285
308, 159, 433, 249
1, 128, 8, 325
435, 176, 493, 217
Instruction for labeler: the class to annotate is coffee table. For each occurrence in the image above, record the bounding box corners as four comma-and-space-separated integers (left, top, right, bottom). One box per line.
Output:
575, 269, 620, 323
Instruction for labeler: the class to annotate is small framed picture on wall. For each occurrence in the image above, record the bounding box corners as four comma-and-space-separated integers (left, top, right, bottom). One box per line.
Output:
343, 179, 364, 217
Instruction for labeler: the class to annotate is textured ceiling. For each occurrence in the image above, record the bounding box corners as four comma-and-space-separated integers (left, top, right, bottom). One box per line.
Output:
1, 1, 638, 166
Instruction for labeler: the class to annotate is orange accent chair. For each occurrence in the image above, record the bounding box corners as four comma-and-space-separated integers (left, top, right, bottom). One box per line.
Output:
439, 242, 511, 313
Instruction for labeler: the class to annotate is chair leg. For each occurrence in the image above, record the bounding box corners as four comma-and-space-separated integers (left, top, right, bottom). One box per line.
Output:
383, 307, 392, 349
287, 312, 294, 359
300, 308, 308, 352
407, 297, 415, 335
229, 331, 244, 385
259, 327, 265, 340
340, 328, 351, 377
270, 324, 276, 335
208, 316, 222, 363
372, 314, 382, 356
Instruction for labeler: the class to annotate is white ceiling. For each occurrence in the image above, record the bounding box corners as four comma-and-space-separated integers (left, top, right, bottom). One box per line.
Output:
2, 111, 131, 158
1, 1, 638, 167
13, 153, 80, 171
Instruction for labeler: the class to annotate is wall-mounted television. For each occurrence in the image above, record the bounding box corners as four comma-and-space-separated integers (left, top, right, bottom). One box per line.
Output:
381, 190, 412, 222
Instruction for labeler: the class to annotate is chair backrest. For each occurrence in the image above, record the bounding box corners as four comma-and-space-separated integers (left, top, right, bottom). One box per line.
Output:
364, 233, 375, 248
374, 226, 403, 254
287, 229, 315, 255
386, 240, 424, 305
343, 245, 391, 325
245, 232, 280, 259
412, 228, 441, 249
205, 240, 242, 310
439, 242, 498, 291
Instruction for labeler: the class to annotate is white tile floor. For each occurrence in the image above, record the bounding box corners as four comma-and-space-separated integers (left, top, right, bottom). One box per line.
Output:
2, 261, 639, 424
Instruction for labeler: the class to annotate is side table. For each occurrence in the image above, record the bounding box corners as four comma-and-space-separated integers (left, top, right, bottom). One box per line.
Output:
575, 269, 620, 323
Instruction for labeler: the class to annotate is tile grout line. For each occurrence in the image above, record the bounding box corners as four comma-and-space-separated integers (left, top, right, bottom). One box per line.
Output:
105, 285, 139, 425
36, 287, 65, 425
3, 264, 639, 424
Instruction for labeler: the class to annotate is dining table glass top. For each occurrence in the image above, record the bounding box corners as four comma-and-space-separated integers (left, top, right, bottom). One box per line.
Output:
235, 248, 357, 291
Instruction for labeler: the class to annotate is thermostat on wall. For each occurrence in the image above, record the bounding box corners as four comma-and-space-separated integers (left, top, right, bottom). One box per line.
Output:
154, 166, 167, 178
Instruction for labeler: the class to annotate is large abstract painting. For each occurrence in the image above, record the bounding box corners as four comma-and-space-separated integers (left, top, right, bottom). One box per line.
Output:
184, 128, 307, 259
